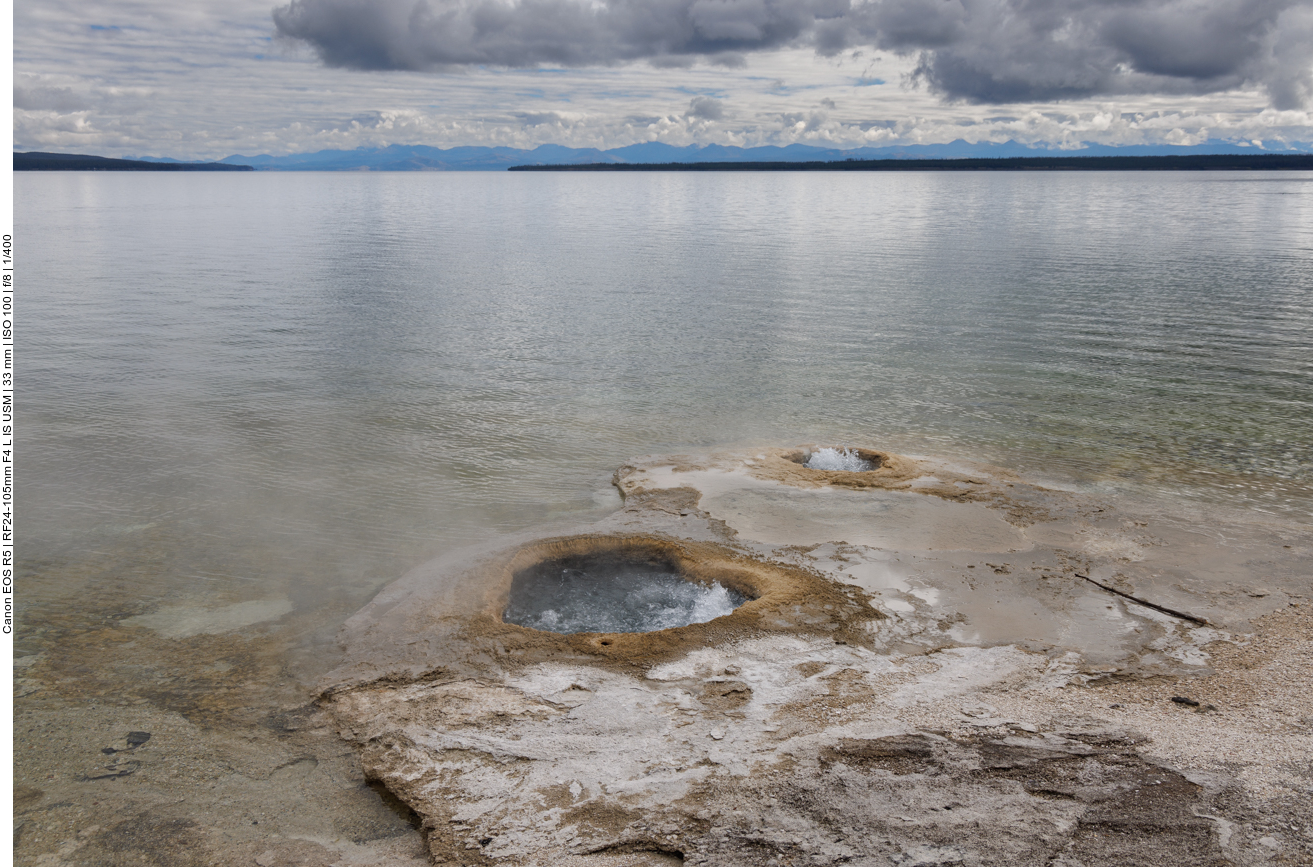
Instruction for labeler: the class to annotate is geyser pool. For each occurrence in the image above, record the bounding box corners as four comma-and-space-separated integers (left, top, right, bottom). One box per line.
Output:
804, 447, 874, 472
503, 553, 747, 634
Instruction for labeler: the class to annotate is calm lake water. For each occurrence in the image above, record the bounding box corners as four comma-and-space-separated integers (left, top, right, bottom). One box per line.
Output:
17, 171, 1313, 678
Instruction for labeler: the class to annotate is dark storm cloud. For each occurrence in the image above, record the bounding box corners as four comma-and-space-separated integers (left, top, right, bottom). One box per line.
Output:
686, 95, 726, 118
273, 0, 848, 69
273, 0, 1313, 106
882, 0, 1313, 108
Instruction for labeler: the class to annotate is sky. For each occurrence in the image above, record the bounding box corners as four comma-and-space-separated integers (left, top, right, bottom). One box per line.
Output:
13, 0, 1313, 160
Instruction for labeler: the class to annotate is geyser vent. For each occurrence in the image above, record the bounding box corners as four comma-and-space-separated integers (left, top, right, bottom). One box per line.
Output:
802, 447, 876, 472
503, 552, 746, 635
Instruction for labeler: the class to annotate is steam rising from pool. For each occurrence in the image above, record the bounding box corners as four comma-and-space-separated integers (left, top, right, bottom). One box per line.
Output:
504, 561, 746, 634
805, 448, 873, 472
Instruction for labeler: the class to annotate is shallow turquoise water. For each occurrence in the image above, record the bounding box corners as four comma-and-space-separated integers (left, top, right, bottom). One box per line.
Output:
17, 171, 1313, 660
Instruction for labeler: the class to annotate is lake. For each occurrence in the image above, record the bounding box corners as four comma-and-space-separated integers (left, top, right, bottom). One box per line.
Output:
15, 170, 1313, 860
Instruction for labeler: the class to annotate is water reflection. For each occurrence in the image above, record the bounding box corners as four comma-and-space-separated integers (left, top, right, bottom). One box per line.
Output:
18, 171, 1313, 647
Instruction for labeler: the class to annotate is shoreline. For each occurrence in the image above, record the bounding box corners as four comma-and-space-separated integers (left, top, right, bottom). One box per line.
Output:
14, 445, 1311, 866
509, 154, 1313, 172
318, 446, 1312, 866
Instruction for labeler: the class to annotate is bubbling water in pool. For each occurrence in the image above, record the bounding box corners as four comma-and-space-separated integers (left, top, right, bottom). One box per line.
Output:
503, 561, 746, 634
805, 447, 873, 472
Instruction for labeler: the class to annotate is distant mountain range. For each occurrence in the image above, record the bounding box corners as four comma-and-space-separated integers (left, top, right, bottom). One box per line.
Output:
115, 139, 1311, 171
514, 153, 1313, 172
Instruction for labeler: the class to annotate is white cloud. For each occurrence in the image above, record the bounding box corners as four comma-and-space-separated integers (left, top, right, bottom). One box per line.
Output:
12, 0, 1313, 159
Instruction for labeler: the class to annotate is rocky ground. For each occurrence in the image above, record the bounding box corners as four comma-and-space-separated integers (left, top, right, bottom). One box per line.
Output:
13, 447, 1310, 866
314, 448, 1313, 867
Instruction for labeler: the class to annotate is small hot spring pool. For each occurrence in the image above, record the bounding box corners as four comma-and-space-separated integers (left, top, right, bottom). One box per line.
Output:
503, 552, 748, 634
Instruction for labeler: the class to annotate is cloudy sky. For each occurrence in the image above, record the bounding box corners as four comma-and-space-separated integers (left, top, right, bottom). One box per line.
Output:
13, 0, 1313, 159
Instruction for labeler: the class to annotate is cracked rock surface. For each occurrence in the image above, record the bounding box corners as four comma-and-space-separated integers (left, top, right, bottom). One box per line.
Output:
323, 448, 1313, 867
